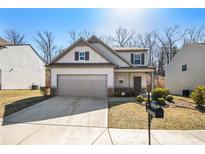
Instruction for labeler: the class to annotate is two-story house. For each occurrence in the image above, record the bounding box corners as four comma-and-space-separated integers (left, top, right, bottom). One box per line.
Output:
0, 43, 45, 89
165, 43, 205, 96
48, 35, 155, 99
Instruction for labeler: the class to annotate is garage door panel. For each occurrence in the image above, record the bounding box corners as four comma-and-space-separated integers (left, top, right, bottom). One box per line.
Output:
57, 75, 107, 98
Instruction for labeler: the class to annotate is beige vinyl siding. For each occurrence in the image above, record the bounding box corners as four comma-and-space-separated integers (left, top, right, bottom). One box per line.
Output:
165, 44, 205, 95
118, 52, 148, 66
91, 43, 130, 67
114, 73, 129, 88
56, 46, 109, 63
0, 45, 45, 89
114, 72, 147, 88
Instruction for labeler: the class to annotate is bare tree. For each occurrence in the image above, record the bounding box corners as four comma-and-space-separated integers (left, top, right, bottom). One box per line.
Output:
68, 30, 78, 43
34, 31, 57, 64
133, 34, 147, 48
184, 26, 205, 44
157, 47, 166, 76
146, 32, 158, 65
113, 27, 134, 47
68, 30, 94, 43
5, 30, 25, 44
133, 32, 158, 65
78, 30, 94, 40
157, 26, 187, 64
99, 35, 114, 47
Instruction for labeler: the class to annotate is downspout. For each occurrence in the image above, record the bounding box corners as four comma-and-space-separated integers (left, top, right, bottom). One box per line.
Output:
128, 72, 131, 95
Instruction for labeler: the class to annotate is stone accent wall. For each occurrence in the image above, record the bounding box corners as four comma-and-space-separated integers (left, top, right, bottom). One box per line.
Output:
107, 88, 114, 96
146, 72, 152, 91
51, 87, 57, 96
155, 75, 165, 88
114, 87, 135, 96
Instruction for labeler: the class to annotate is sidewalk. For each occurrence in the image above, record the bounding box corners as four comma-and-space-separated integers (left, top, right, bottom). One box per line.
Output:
94, 128, 205, 145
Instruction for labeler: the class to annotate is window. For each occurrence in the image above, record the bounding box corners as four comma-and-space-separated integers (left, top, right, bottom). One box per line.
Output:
131, 53, 145, 65
75, 51, 89, 61
118, 76, 124, 84
134, 54, 141, 65
79, 52, 85, 60
182, 64, 187, 72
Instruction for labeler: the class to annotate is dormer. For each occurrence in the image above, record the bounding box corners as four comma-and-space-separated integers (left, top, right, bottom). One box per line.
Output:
114, 48, 148, 66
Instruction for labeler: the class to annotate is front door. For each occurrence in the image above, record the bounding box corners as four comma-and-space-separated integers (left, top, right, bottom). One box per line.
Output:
134, 77, 141, 95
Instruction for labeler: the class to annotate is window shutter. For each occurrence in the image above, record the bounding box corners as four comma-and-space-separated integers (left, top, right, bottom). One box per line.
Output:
141, 53, 145, 65
85, 51, 89, 61
131, 53, 134, 64
75, 52, 79, 61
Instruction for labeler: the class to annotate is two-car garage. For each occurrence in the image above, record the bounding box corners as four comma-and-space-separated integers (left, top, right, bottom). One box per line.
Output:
50, 67, 114, 99
57, 75, 107, 99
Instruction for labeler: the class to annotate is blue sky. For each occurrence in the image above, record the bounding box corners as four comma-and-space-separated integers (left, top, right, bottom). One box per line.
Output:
0, 8, 205, 52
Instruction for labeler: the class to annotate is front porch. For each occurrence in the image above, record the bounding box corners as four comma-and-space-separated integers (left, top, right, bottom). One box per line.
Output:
113, 69, 154, 96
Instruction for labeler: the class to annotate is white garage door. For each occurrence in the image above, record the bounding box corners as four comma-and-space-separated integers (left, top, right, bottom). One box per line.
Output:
57, 75, 107, 99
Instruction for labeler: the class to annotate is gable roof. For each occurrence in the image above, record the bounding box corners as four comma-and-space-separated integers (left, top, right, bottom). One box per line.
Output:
0, 37, 12, 46
114, 48, 148, 52
87, 35, 134, 67
48, 38, 116, 65
1, 44, 45, 63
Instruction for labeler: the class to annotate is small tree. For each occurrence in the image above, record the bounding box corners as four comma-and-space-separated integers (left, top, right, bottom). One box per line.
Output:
34, 31, 57, 64
190, 86, 205, 107
136, 95, 144, 103
152, 88, 170, 101
5, 30, 25, 44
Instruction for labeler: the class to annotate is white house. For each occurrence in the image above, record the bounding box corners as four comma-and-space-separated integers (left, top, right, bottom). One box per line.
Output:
0, 44, 45, 89
165, 43, 205, 95
48, 35, 155, 98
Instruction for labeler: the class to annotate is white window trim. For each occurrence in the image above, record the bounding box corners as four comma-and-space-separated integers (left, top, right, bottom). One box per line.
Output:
133, 53, 146, 66
79, 51, 85, 61
118, 76, 124, 84
134, 53, 141, 65
182, 64, 187, 72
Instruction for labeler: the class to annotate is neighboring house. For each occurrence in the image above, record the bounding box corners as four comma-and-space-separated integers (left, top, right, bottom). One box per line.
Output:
0, 44, 45, 89
48, 35, 155, 99
0, 37, 12, 46
165, 43, 205, 95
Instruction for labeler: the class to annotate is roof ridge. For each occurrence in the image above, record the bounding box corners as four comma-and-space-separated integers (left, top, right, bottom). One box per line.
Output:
48, 37, 116, 66
4, 44, 31, 46
0, 43, 45, 63
87, 35, 134, 67
88, 42, 118, 66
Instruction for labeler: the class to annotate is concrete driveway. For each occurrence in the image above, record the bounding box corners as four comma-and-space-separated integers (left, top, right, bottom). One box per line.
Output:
1, 96, 205, 145
0, 96, 108, 144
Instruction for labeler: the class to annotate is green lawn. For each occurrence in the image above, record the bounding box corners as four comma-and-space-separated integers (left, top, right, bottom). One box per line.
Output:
108, 99, 205, 130
0, 90, 48, 118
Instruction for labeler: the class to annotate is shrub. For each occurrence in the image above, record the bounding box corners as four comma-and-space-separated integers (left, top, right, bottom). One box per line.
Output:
157, 98, 166, 106
40, 87, 50, 97
136, 95, 144, 103
190, 86, 205, 106
166, 95, 174, 102
144, 98, 153, 103
31, 85, 39, 90
152, 88, 169, 101
141, 87, 147, 93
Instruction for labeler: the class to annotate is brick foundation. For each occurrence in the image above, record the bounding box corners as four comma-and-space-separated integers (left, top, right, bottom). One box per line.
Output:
51, 87, 57, 96
107, 88, 114, 96
114, 88, 135, 96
